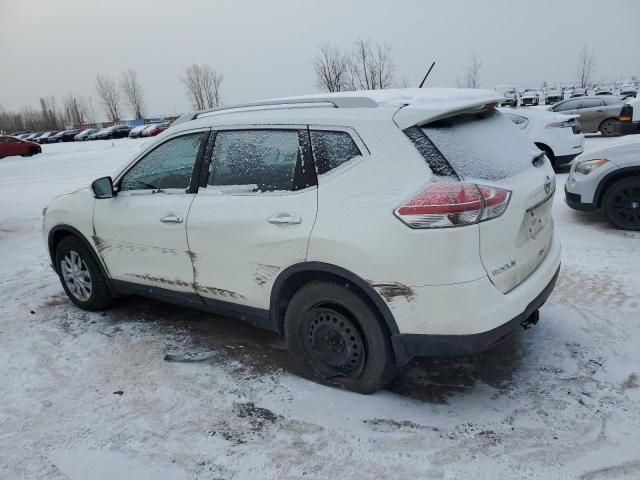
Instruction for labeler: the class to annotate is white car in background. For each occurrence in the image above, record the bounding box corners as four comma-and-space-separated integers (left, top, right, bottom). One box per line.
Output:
565, 136, 640, 230
499, 107, 585, 169
43, 89, 561, 393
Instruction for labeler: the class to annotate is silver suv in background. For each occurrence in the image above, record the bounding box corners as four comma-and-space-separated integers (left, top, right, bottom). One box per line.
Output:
549, 96, 627, 137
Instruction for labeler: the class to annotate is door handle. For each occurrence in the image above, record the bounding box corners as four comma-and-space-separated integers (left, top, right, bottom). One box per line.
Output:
160, 214, 183, 224
268, 214, 302, 225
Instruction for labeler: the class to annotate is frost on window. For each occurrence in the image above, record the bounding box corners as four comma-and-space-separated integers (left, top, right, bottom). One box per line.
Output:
208, 130, 299, 192
310, 130, 361, 175
420, 111, 535, 181
120, 133, 203, 191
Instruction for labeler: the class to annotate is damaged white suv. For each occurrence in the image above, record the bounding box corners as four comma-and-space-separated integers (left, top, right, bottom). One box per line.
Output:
43, 89, 561, 393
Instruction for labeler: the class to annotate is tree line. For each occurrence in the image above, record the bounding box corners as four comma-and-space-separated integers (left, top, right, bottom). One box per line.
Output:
0, 64, 224, 133
0, 41, 599, 134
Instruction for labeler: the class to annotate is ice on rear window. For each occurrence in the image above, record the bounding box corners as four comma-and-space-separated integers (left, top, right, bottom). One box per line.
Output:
422, 111, 537, 181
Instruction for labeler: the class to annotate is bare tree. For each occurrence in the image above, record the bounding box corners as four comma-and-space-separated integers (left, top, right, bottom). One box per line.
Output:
86, 97, 97, 125
464, 55, 482, 88
62, 94, 87, 126
577, 45, 596, 89
182, 64, 223, 110
120, 69, 145, 119
95, 74, 121, 122
314, 44, 350, 92
348, 39, 395, 90
39, 96, 62, 129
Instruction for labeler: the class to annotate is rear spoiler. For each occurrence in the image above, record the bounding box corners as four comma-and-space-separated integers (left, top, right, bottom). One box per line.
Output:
392, 93, 505, 130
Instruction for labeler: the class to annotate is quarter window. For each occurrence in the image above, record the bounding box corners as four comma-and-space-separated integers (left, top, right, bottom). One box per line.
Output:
119, 132, 204, 191
208, 130, 301, 192
310, 130, 362, 175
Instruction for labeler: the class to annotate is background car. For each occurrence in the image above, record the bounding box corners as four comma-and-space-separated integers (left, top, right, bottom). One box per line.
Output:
571, 88, 587, 98
16, 133, 33, 140
52, 129, 82, 142
96, 125, 132, 140
565, 137, 640, 230
620, 97, 639, 135
0, 135, 42, 158
499, 107, 584, 169
24, 132, 42, 142
74, 128, 100, 141
36, 131, 59, 143
521, 90, 539, 106
549, 96, 627, 136
620, 84, 638, 99
140, 122, 169, 137
127, 124, 149, 138
545, 90, 564, 105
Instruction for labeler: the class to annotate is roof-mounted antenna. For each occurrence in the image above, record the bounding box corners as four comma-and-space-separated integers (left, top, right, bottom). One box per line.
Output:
419, 61, 436, 88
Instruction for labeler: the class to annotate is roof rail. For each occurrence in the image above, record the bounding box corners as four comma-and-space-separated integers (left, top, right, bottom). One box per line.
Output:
169, 96, 378, 127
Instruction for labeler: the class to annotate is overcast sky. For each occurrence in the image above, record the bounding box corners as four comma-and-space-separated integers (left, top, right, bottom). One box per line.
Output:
1, 0, 639, 120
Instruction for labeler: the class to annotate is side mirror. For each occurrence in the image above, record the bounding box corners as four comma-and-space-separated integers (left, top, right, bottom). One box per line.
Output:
91, 176, 115, 199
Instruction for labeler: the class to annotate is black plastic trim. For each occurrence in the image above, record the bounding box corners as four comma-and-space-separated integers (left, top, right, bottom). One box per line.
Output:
564, 187, 596, 211
270, 261, 401, 336
391, 266, 560, 361
111, 280, 275, 331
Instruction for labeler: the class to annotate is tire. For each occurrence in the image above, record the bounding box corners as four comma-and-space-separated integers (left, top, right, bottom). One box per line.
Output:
602, 177, 640, 231
599, 118, 620, 137
284, 281, 396, 394
55, 236, 113, 310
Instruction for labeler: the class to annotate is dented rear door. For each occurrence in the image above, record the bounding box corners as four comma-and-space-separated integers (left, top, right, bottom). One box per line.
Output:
186, 127, 318, 310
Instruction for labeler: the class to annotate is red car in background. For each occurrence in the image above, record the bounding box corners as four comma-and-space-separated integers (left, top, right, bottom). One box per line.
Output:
0, 135, 42, 158
141, 122, 169, 137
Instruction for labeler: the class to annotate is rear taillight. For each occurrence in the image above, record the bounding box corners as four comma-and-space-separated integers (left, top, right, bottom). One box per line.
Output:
620, 105, 633, 122
394, 181, 511, 228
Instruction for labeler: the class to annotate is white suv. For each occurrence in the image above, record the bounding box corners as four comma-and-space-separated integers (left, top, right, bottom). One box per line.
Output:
43, 89, 561, 393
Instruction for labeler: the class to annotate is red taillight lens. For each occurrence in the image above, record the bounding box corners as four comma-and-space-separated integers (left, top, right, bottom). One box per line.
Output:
394, 182, 511, 228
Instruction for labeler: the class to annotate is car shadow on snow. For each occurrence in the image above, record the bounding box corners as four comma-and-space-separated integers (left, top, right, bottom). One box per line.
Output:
44, 293, 524, 404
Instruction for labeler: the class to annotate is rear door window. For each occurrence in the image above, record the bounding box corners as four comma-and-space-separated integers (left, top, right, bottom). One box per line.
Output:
581, 99, 603, 109
409, 110, 536, 181
208, 129, 306, 192
310, 130, 362, 175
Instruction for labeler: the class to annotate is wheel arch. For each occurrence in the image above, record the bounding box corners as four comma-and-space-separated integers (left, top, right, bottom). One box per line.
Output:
594, 167, 640, 207
534, 142, 555, 163
48, 225, 111, 281
269, 261, 400, 338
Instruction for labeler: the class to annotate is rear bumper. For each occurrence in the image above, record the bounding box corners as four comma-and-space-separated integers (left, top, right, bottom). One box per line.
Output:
392, 266, 559, 361
387, 232, 561, 364
620, 121, 640, 136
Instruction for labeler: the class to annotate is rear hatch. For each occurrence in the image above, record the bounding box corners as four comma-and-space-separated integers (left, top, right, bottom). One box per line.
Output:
420, 110, 555, 293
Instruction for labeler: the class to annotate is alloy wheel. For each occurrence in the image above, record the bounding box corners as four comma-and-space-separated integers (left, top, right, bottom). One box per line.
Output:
60, 250, 92, 301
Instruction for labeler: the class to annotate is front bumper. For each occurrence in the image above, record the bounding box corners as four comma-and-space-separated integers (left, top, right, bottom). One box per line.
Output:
564, 186, 596, 211
391, 266, 559, 362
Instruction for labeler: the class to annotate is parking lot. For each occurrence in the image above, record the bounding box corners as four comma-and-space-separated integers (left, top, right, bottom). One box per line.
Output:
1, 136, 639, 479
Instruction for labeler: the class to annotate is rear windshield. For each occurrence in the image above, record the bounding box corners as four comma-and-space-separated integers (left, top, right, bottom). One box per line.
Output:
418, 110, 536, 181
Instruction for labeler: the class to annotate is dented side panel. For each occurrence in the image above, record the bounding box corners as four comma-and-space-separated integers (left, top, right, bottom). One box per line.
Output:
92, 191, 197, 293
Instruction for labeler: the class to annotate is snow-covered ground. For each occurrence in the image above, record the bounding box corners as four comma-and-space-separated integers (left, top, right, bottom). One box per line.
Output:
1, 137, 639, 479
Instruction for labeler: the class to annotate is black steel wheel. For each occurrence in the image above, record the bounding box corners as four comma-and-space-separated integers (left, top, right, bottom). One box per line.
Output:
303, 307, 366, 377
284, 281, 396, 394
603, 177, 640, 230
